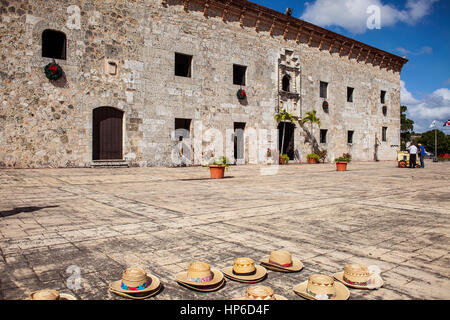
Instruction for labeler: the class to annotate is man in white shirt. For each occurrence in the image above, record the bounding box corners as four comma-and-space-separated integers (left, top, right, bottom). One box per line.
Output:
408, 142, 418, 168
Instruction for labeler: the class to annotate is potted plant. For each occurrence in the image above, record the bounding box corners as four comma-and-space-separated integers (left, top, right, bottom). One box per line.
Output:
279, 153, 290, 165
208, 156, 231, 179
307, 153, 319, 164
334, 153, 352, 171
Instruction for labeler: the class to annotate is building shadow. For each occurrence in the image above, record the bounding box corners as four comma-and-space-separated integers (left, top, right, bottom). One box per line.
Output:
0, 205, 59, 218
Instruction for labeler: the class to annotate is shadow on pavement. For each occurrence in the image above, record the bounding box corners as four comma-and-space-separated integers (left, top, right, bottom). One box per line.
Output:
0, 205, 59, 218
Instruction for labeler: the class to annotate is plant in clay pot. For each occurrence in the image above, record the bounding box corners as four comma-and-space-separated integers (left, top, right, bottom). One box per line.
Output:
307, 153, 319, 164
334, 153, 352, 171
207, 156, 231, 179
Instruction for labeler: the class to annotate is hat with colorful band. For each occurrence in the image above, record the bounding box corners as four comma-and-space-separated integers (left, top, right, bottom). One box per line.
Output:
333, 264, 384, 289
176, 262, 224, 288
260, 250, 303, 272
109, 267, 161, 299
293, 274, 350, 300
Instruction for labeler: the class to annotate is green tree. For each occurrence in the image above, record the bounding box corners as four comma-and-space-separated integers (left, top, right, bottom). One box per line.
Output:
400, 105, 414, 150
301, 110, 321, 153
274, 109, 296, 156
417, 130, 450, 156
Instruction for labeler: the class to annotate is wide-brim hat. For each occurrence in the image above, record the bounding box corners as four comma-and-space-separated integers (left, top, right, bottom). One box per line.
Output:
233, 285, 288, 300
222, 264, 267, 282
260, 250, 303, 272
293, 280, 350, 300
177, 278, 226, 292
175, 262, 224, 287
29, 289, 77, 300
109, 283, 162, 300
109, 267, 161, 299
233, 294, 288, 300
333, 271, 384, 289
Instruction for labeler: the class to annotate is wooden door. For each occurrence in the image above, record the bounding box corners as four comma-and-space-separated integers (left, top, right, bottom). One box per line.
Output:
93, 107, 123, 160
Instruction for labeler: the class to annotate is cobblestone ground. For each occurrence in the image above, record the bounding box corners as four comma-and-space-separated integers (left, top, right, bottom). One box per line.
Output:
0, 161, 449, 300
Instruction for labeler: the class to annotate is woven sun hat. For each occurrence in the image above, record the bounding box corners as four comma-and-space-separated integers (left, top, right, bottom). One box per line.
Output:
293, 274, 350, 300
333, 264, 384, 289
260, 250, 303, 272
29, 289, 77, 300
222, 257, 267, 283
176, 262, 224, 288
109, 267, 161, 299
233, 285, 288, 300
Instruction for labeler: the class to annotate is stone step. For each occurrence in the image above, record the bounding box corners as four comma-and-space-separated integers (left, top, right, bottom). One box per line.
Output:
90, 160, 129, 168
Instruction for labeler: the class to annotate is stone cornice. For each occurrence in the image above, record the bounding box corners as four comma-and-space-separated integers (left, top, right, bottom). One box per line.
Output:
163, 0, 408, 73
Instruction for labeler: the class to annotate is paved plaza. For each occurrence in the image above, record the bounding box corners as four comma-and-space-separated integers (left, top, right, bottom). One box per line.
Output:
0, 161, 449, 300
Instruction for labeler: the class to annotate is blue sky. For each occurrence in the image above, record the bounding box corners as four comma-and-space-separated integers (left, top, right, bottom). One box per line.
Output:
252, 0, 450, 133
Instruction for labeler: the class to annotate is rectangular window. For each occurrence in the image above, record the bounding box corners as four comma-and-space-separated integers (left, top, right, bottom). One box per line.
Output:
320, 81, 328, 98
42, 29, 67, 60
233, 64, 247, 86
381, 90, 386, 104
347, 87, 354, 102
382, 127, 387, 142
347, 130, 354, 144
320, 129, 327, 144
175, 53, 192, 77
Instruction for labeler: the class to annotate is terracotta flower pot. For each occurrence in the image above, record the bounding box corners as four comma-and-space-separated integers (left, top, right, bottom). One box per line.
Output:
336, 161, 348, 171
308, 158, 318, 164
209, 165, 226, 179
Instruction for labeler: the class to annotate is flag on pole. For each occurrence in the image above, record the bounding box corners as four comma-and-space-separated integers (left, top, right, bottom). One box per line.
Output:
429, 120, 436, 128
443, 119, 450, 127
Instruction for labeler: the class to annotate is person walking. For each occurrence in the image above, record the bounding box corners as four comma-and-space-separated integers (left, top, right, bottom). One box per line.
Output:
418, 143, 426, 168
408, 142, 418, 168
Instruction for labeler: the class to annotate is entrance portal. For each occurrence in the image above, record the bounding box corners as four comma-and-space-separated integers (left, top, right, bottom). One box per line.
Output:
278, 122, 295, 160
93, 107, 123, 160
234, 122, 246, 165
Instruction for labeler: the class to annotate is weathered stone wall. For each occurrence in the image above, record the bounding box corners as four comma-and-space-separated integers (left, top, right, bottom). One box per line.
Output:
0, 0, 401, 168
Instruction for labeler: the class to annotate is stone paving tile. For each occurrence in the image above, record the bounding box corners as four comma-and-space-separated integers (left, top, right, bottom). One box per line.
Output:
0, 161, 449, 300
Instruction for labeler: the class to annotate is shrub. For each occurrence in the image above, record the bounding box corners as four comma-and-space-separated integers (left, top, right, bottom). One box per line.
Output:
335, 153, 352, 162
208, 156, 231, 170
307, 153, 320, 160
280, 154, 290, 164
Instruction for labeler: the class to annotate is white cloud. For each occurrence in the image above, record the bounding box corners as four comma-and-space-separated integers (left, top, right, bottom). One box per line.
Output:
401, 81, 450, 132
300, 0, 439, 34
395, 46, 433, 56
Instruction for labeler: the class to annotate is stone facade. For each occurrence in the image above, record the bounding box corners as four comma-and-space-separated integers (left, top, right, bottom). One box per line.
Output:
0, 0, 406, 168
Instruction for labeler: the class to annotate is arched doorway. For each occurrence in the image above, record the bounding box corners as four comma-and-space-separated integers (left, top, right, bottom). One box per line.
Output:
93, 107, 123, 160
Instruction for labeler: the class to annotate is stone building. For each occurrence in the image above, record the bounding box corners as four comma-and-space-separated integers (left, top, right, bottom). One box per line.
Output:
0, 0, 408, 168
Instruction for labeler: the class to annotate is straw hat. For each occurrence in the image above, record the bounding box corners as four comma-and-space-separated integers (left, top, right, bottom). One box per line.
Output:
109, 267, 161, 299
222, 257, 267, 283
260, 250, 303, 272
176, 262, 224, 288
234, 285, 288, 300
29, 289, 77, 300
333, 264, 384, 289
293, 274, 350, 300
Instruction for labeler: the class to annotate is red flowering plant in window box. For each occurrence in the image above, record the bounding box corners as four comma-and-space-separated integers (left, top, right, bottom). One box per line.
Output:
44, 62, 63, 80
237, 89, 246, 100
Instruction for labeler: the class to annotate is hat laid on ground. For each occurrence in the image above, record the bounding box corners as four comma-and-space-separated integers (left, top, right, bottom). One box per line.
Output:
233, 285, 288, 300
260, 250, 303, 272
29, 289, 77, 300
293, 274, 350, 300
176, 262, 224, 291
333, 264, 384, 289
109, 267, 161, 299
222, 257, 267, 283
